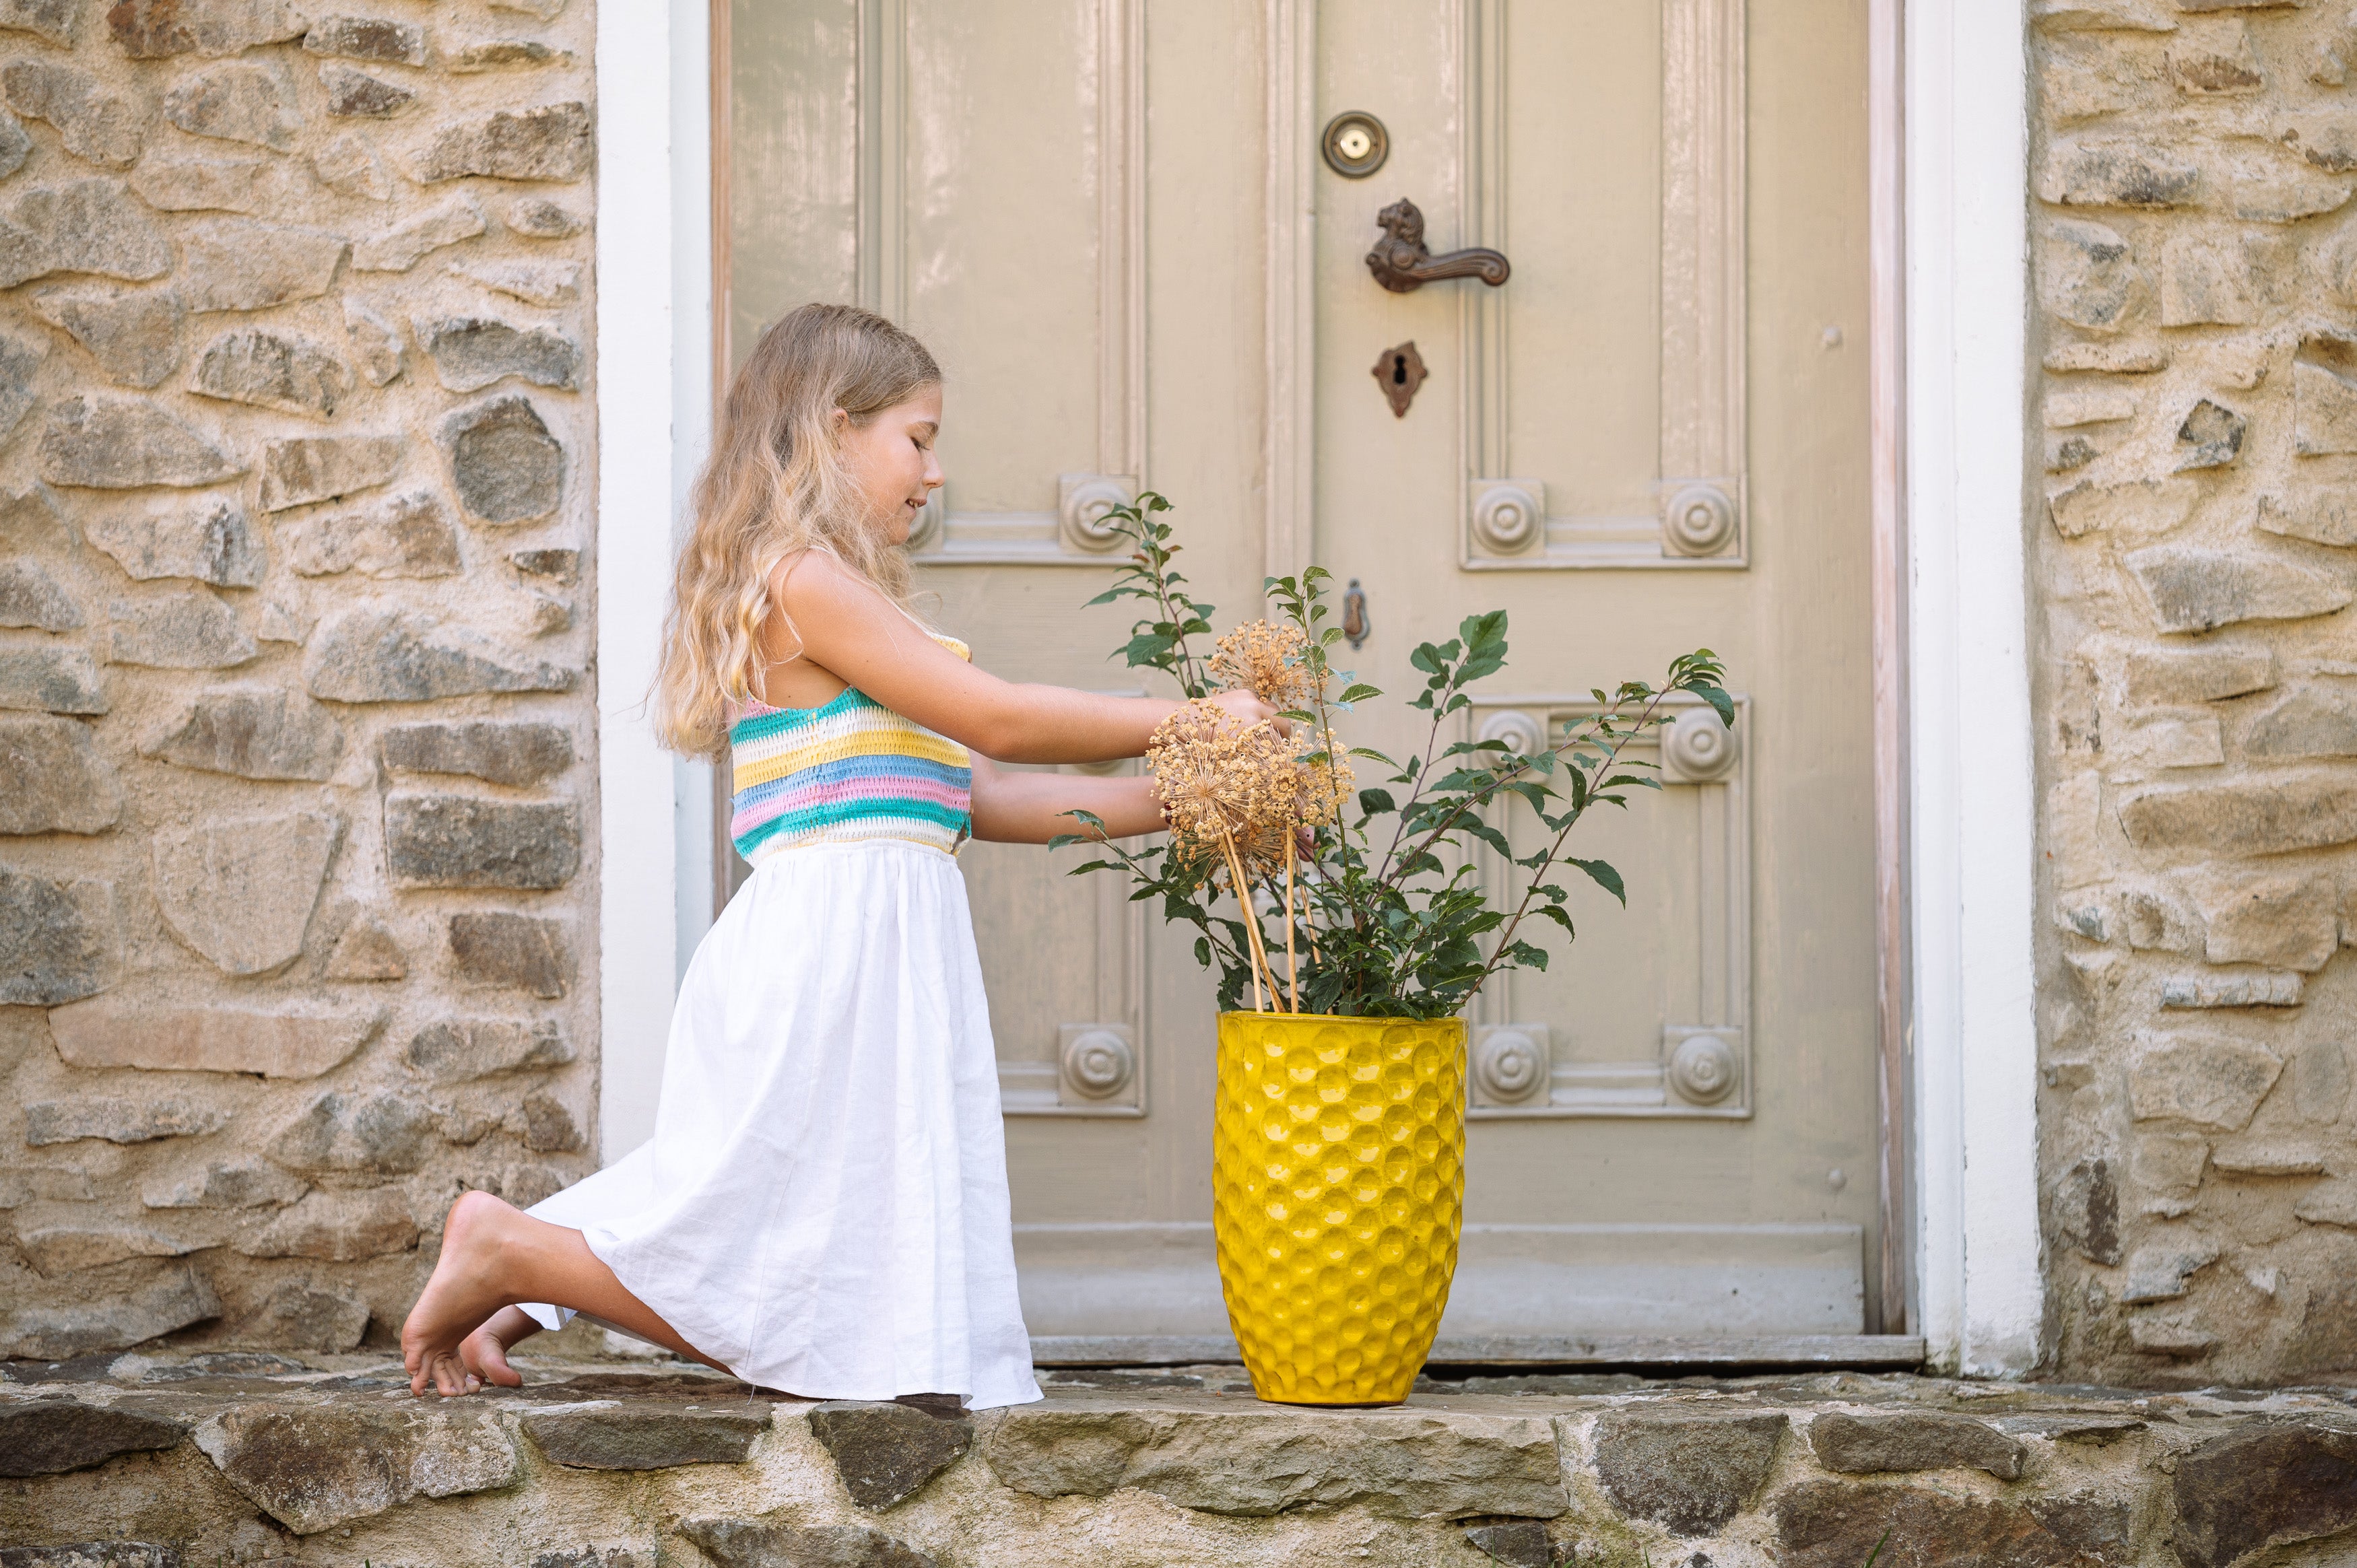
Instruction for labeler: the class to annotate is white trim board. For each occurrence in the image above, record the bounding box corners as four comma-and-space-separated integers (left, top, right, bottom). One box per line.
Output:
595, 0, 717, 1164
1903, 0, 2043, 1377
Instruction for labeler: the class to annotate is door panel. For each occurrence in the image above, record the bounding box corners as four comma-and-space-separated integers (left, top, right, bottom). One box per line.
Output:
725, 0, 1880, 1344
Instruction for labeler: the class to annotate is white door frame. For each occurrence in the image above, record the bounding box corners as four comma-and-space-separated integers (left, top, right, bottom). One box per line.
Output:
591, 0, 2046, 1375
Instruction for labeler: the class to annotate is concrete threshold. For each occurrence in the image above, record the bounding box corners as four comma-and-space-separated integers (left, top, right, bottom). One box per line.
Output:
3, 1351, 2355, 1567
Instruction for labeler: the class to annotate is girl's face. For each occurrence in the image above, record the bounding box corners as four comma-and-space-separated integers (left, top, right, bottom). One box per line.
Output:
836, 384, 945, 545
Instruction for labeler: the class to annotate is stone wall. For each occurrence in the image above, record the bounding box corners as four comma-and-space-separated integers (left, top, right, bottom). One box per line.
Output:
0, 0, 599, 1357
2034, 0, 2357, 1382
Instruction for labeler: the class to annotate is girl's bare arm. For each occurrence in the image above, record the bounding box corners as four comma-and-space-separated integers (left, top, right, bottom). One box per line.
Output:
967, 758, 1164, 844
771, 550, 1262, 763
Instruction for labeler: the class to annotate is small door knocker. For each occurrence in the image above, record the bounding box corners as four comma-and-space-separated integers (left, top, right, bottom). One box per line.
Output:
1342, 579, 1370, 650
1373, 340, 1426, 418
1365, 198, 1511, 294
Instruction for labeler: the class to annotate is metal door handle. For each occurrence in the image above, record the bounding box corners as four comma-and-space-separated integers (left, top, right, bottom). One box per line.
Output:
1365, 199, 1511, 294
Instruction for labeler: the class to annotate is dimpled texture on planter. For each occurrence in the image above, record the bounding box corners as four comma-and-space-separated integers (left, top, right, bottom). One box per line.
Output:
1213, 1011, 1465, 1405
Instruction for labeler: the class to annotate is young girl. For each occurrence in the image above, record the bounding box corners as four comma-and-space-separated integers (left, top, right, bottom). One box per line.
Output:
399, 304, 1273, 1404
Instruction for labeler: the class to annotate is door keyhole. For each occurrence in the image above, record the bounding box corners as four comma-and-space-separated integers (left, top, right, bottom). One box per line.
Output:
1372, 339, 1427, 417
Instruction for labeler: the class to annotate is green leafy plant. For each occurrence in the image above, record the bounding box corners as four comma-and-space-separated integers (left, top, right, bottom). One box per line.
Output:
1053, 493, 1733, 1019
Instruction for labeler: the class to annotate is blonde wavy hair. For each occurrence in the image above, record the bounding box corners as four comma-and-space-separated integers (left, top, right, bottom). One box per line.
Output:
655, 303, 941, 757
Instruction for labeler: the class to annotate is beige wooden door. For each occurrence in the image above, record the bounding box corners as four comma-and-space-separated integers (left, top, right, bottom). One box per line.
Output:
723, 0, 1883, 1349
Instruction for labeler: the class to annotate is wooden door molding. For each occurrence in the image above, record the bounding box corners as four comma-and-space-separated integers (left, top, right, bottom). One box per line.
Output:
1464, 692, 1752, 1119
865, 0, 1148, 566
1460, 0, 1749, 570
1263, 0, 1319, 585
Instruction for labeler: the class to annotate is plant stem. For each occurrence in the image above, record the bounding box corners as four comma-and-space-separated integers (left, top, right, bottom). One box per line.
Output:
1284, 836, 1300, 1013
1217, 825, 1277, 1011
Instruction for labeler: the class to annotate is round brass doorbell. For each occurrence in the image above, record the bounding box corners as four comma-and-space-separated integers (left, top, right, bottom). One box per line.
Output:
1321, 111, 1389, 178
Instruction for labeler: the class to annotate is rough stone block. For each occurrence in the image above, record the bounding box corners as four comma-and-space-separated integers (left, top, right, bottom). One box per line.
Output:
506, 197, 583, 238
1806, 1410, 2028, 1479
26, 1095, 228, 1145
1, 59, 146, 168
809, 1400, 973, 1509
522, 1404, 771, 1469
2125, 546, 2348, 632
2121, 644, 2275, 705
2040, 139, 2199, 207
2048, 476, 2194, 540
304, 13, 426, 64
305, 606, 572, 701
319, 63, 413, 118
413, 101, 593, 183
0, 561, 81, 631
386, 794, 580, 889
20, 1224, 191, 1276
38, 397, 240, 489
0, 180, 171, 289
2195, 873, 2339, 970
2170, 1418, 2357, 1568
501, 1161, 568, 1206
2129, 1033, 2284, 1128
194, 1402, 519, 1534
141, 1157, 306, 1210
2162, 971, 2303, 1008
442, 393, 562, 522
107, 0, 306, 57
313, 132, 390, 200
2168, 22, 2263, 93
457, 258, 582, 305
287, 489, 459, 578
108, 590, 256, 670
162, 61, 299, 151
2040, 219, 2144, 331
257, 434, 402, 511
0, 646, 106, 715
235, 1187, 416, 1260
190, 329, 349, 419
682, 1520, 938, 1568
266, 1090, 438, 1175
342, 296, 404, 384
85, 498, 264, 586
238, 1281, 370, 1351
0, 0, 78, 45
49, 996, 380, 1077
28, 285, 184, 388
0, 1402, 185, 1477
0, 715, 121, 834
405, 1017, 572, 1083
449, 910, 572, 996
451, 40, 570, 73
127, 156, 270, 213
2119, 772, 2357, 855
519, 1091, 583, 1152
417, 314, 580, 391
2173, 398, 2247, 469
2295, 335, 2357, 455
0, 1260, 218, 1361
2119, 711, 2223, 767
512, 547, 579, 583
142, 685, 343, 780
383, 720, 574, 785
1775, 1481, 2098, 1568
0, 868, 114, 1004
1591, 1409, 1785, 1536
179, 219, 347, 314
977, 1403, 1567, 1519
352, 195, 487, 273
319, 914, 403, 981
2055, 1156, 2121, 1264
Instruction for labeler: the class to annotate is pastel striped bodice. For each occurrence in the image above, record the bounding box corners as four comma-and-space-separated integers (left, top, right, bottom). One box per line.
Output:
728, 633, 974, 864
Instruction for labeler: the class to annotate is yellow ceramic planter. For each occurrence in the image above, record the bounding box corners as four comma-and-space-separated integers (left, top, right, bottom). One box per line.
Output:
1211, 1010, 1466, 1406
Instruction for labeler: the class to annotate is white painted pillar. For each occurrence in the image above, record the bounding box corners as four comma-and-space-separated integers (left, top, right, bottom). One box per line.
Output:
594, 0, 716, 1163
1904, 0, 2044, 1375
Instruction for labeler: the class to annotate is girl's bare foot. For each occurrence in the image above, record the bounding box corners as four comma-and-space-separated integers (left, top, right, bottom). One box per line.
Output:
460, 1305, 541, 1390
403, 1190, 523, 1397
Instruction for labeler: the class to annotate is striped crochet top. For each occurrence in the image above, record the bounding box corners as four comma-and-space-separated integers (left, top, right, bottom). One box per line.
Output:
728, 632, 974, 864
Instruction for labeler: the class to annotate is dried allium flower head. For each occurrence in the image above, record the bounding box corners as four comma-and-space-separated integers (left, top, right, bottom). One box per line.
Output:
1209, 620, 1319, 710
1148, 698, 1302, 879
1292, 743, 1354, 828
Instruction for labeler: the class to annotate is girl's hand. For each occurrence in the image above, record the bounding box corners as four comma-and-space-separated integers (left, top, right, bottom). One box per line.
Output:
1207, 688, 1291, 738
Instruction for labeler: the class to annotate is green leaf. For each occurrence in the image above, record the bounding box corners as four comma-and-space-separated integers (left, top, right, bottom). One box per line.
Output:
1568, 858, 1626, 905
1337, 683, 1384, 704
1358, 788, 1397, 815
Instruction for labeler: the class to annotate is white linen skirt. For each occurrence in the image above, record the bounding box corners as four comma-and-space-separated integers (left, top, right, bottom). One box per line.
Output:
517, 837, 1041, 1409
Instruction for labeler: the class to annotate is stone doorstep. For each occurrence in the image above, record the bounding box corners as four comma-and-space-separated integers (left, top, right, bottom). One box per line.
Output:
1, 1361, 2356, 1568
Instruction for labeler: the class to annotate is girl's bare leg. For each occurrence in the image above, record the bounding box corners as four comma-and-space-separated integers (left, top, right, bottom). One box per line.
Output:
403, 1190, 727, 1396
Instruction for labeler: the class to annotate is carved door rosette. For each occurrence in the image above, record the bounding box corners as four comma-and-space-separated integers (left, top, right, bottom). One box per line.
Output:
1463, 691, 1752, 1119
